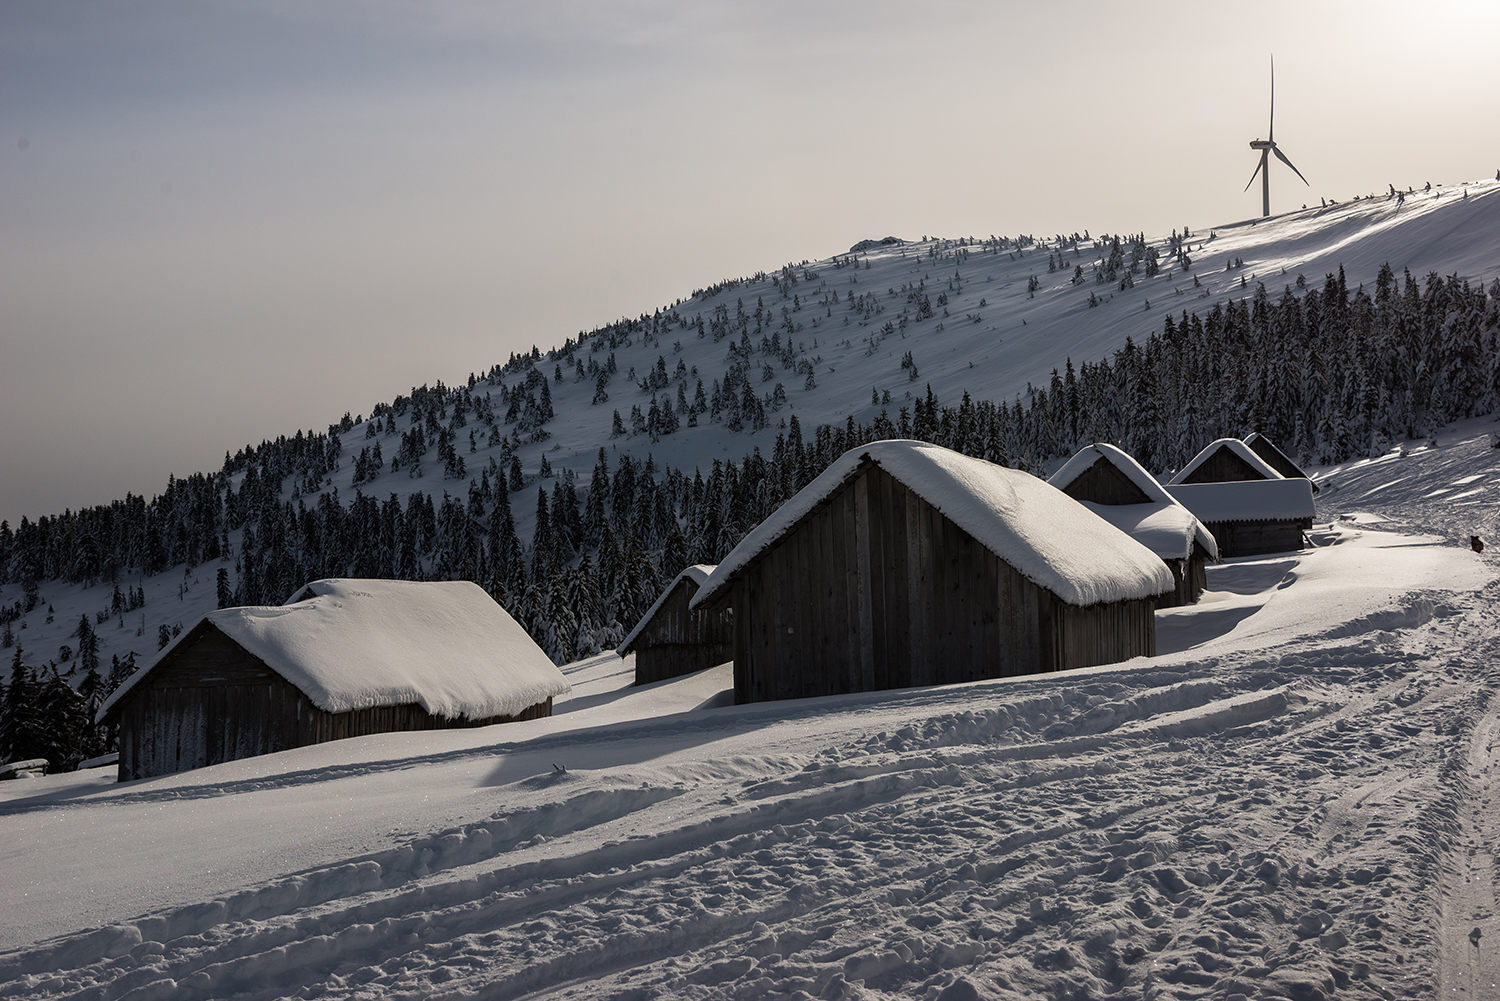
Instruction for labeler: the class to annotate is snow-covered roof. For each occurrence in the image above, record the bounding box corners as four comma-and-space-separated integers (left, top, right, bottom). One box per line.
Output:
1049, 444, 1218, 561
691, 440, 1175, 610
1165, 479, 1317, 524
1168, 438, 1284, 485
616, 564, 717, 656
1049, 443, 1175, 504
99, 579, 570, 722
1079, 501, 1219, 563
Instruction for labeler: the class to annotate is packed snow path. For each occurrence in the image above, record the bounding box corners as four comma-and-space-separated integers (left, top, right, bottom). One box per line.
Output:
1, 423, 1498, 1000
3, 581, 1497, 998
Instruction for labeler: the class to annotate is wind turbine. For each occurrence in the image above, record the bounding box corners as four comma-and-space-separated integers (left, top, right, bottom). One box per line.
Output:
1245, 56, 1308, 217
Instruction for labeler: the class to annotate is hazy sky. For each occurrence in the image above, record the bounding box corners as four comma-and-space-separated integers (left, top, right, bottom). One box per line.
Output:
3, 0, 1497, 525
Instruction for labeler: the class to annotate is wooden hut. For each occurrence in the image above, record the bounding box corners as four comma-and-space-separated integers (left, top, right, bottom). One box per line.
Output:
617, 565, 733, 685
1048, 443, 1218, 607
690, 441, 1175, 705
97, 579, 570, 781
1166, 439, 1316, 557
1243, 432, 1320, 493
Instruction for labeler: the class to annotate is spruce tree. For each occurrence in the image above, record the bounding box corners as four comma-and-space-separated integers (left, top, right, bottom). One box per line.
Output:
37, 668, 86, 770
2, 646, 43, 763
583, 450, 609, 549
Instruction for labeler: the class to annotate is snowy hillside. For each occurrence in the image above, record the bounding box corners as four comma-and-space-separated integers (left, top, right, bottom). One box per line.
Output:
1, 417, 1497, 1000
3, 177, 1497, 696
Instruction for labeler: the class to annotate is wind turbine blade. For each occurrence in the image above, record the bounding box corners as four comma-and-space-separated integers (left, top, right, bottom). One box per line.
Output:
1244, 155, 1266, 192
1268, 55, 1275, 141
1273, 146, 1309, 186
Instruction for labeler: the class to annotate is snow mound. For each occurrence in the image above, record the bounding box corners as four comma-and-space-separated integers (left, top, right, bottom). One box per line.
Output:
694, 440, 1175, 610
1078, 501, 1211, 563
99, 579, 570, 722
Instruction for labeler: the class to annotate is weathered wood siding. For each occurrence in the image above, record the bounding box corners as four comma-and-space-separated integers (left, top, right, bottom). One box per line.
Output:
1203, 519, 1308, 558
114, 623, 552, 781
1246, 436, 1320, 493
1044, 595, 1157, 672
1060, 456, 1153, 506
1157, 548, 1209, 608
729, 464, 1157, 704
1179, 448, 1270, 485
630, 578, 735, 685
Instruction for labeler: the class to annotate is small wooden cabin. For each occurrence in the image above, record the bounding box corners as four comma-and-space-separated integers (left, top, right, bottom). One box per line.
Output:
1048, 443, 1218, 607
691, 441, 1175, 705
1243, 432, 1320, 493
98, 579, 570, 781
618, 565, 733, 685
1167, 439, 1316, 557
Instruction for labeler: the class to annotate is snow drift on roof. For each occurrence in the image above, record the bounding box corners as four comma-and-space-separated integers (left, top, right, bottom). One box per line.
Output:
1169, 438, 1285, 485
692, 440, 1175, 610
1049, 444, 1218, 560
100, 579, 570, 722
1166, 479, 1317, 524
1078, 501, 1218, 562
616, 564, 717, 656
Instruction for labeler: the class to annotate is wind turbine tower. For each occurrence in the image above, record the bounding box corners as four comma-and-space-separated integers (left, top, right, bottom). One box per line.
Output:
1245, 56, 1308, 217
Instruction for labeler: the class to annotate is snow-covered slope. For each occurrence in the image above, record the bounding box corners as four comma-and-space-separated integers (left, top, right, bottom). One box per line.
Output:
5, 178, 1497, 680
487, 177, 1500, 500
1, 417, 1497, 999
5, 180, 1494, 684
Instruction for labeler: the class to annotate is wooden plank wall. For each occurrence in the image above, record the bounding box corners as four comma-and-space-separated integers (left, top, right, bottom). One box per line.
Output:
1047, 596, 1156, 670
631, 579, 735, 685
1156, 553, 1208, 608
1180, 448, 1268, 485
731, 465, 1154, 704
1246, 436, 1316, 490
116, 624, 554, 781
1205, 520, 1307, 558
117, 625, 299, 781
1061, 457, 1153, 505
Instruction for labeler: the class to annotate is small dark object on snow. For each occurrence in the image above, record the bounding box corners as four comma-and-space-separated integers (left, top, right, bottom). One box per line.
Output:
1471, 926, 1483, 948
1472, 536, 1485, 554
553, 763, 566, 773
